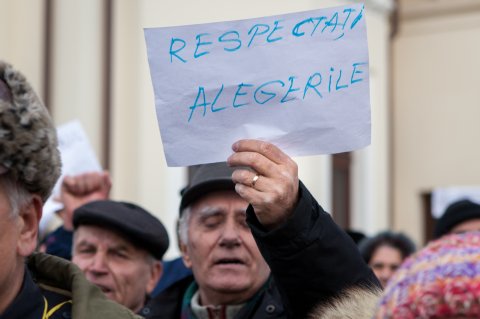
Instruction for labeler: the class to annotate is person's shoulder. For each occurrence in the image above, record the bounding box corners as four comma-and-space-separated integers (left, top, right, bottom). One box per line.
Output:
144, 275, 195, 319
75, 295, 143, 319
152, 275, 194, 300
152, 257, 193, 296
28, 252, 142, 319
40, 285, 73, 319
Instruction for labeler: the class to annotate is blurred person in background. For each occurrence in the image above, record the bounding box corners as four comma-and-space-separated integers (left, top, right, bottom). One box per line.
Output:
433, 199, 480, 239
359, 231, 416, 288
39, 171, 111, 260
71, 200, 169, 316
40, 171, 192, 306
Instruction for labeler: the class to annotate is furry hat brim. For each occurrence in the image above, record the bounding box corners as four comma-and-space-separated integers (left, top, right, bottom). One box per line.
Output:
0, 61, 61, 201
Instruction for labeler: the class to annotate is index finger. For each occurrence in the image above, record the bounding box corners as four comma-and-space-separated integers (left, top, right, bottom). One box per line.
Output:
231, 139, 290, 165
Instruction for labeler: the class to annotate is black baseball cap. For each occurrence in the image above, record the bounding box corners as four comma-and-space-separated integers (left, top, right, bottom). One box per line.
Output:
179, 162, 239, 213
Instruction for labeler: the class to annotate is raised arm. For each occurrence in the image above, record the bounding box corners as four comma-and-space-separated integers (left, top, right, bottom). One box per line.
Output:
227, 139, 299, 230
59, 171, 111, 230
228, 139, 380, 318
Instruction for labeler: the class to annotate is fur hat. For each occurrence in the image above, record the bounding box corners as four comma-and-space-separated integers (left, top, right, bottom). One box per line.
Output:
309, 286, 382, 319
0, 61, 61, 201
374, 232, 480, 318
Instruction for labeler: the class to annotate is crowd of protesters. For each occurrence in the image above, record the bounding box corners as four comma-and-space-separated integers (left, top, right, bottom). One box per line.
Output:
2, 59, 480, 319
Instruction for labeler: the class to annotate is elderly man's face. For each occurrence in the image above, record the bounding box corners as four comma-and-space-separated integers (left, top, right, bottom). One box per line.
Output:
72, 225, 162, 313
0, 183, 22, 313
0, 178, 40, 313
180, 190, 270, 305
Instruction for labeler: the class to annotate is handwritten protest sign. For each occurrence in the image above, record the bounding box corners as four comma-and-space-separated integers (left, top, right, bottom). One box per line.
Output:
145, 3, 370, 167
41, 120, 102, 233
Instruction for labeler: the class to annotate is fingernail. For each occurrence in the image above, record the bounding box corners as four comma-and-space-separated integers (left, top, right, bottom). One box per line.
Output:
232, 142, 238, 151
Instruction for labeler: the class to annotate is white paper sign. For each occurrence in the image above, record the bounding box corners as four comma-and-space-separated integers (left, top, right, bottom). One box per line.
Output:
145, 4, 370, 167
40, 120, 102, 233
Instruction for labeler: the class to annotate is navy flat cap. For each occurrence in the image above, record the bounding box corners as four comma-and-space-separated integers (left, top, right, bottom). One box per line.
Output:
73, 200, 169, 260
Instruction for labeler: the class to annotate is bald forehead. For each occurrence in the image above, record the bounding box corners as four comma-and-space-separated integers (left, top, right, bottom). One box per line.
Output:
0, 78, 12, 102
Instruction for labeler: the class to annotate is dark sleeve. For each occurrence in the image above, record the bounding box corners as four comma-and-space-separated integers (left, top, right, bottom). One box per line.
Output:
246, 181, 380, 319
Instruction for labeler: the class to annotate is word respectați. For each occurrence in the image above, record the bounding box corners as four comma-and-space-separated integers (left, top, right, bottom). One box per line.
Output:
170, 6, 364, 64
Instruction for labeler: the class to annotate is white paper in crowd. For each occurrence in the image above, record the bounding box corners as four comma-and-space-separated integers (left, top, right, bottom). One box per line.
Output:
40, 120, 102, 233
431, 186, 480, 218
145, 3, 370, 166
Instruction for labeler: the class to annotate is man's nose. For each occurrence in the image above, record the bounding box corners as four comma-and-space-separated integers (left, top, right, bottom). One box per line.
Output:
87, 253, 109, 275
378, 267, 393, 282
219, 220, 242, 247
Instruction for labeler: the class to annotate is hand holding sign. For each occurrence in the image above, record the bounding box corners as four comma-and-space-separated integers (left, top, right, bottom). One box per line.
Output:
145, 4, 370, 166
228, 139, 299, 230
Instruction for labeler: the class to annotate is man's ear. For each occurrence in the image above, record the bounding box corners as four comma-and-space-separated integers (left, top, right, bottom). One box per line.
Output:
146, 261, 163, 295
179, 241, 192, 269
16, 195, 42, 257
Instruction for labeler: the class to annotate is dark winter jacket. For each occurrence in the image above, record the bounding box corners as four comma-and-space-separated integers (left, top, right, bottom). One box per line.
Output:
145, 182, 380, 319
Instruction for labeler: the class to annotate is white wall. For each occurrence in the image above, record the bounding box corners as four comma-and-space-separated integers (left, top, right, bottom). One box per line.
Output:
50, 0, 105, 157
0, 0, 45, 98
1, 0, 393, 258
393, 0, 480, 244
351, 0, 393, 234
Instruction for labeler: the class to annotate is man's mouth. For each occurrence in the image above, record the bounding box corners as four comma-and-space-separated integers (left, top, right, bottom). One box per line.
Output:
96, 284, 113, 294
215, 258, 245, 265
